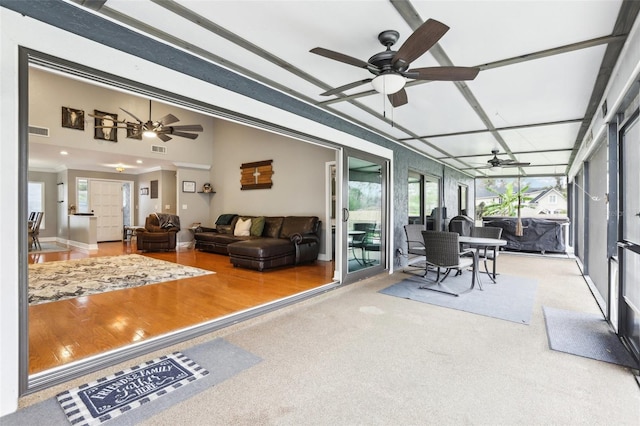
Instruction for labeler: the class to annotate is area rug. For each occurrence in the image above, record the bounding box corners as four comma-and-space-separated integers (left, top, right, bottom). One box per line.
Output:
0, 338, 262, 425
28, 254, 214, 305
380, 273, 538, 324
542, 306, 638, 368
29, 242, 71, 254
57, 352, 208, 426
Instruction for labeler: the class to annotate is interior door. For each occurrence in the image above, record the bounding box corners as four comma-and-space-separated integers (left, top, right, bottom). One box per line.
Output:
90, 179, 124, 242
618, 112, 640, 361
342, 150, 388, 283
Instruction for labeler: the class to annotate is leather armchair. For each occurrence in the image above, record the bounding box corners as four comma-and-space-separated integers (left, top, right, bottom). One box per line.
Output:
136, 214, 180, 251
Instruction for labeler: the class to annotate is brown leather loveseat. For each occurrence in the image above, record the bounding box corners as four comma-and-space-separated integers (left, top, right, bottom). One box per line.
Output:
136, 213, 180, 252
194, 214, 320, 271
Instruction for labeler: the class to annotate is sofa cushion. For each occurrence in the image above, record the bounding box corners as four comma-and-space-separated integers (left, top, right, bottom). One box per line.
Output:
250, 216, 265, 236
234, 217, 252, 236
263, 217, 285, 238
280, 216, 318, 239
216, 214, 237, 225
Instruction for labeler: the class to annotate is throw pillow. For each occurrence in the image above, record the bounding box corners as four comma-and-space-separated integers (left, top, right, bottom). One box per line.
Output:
250, 216, 265, 237
234, 217, 252, 236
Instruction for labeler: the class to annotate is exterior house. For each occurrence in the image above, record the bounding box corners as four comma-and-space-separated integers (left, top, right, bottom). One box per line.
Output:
528, 188, 568, 216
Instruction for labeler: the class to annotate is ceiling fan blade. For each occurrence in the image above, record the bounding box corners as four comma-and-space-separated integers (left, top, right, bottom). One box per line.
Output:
310, 47, 372, 69
157, 113, 180, 126
393, 19, 449, 68
321, 79, 373, 96
500, 162, 531, 167
119, 108, 144, 124
388, 89, 408, 108
171, 131, 200, 140
169, 124, 203, 132
406, 66, 480, 81
156, 133, 172, 142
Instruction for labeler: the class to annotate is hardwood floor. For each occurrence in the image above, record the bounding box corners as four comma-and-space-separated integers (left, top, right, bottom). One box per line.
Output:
28, 241, 335, 374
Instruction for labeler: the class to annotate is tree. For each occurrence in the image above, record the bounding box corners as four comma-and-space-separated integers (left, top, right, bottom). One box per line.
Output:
482, 182, 532, 217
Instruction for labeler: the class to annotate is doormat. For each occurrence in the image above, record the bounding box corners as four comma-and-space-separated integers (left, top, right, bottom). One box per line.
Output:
57, 352, 208, 426
29, 254, 214, 305
380, 273, 537, 324
542, 306, 638, 368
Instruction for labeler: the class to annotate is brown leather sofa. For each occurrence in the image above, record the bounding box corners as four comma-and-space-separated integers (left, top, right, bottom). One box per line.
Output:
136, 213, 180, 252
194, 214, 320, 271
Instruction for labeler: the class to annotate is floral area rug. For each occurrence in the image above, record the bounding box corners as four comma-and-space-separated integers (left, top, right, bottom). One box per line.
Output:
29, 254, 214, 305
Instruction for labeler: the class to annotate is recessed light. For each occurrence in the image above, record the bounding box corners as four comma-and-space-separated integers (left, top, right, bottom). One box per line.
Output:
60, 151, 68, 155
136, 160, 143, 164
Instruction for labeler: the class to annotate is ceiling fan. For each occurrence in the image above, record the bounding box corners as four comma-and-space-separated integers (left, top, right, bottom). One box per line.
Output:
310, 18, 480, 107
484, 149, 531, 168
91, 101, 203, 142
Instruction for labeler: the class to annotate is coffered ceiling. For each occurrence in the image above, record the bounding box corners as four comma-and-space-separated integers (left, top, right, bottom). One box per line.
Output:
47, 1, 640, 176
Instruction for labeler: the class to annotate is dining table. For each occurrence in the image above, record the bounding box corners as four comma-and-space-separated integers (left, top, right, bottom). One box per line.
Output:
458, 236, 507, 282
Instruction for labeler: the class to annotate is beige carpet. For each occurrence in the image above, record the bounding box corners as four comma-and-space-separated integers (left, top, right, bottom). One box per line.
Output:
28, 254, 214, 305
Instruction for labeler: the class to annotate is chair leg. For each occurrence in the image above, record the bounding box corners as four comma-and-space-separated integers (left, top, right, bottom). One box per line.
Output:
483, 257, 496, 283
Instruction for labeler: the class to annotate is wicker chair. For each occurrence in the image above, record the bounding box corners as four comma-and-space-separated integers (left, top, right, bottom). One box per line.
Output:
417, 230, 480, 296
471, 226, 503, 282
403, 224, 427, 274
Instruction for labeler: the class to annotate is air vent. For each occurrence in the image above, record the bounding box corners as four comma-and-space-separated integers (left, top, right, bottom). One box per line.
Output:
151, 145, 167, 154
29, 125, 49, 137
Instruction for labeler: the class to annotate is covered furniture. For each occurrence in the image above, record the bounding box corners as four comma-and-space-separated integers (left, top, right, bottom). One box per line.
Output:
470, 226, 503, 282
136, 213, 180, 252
448, 214, 474, 237
414, 230, 480, 296
483, 216, 568, 253
194, 214, 321, 271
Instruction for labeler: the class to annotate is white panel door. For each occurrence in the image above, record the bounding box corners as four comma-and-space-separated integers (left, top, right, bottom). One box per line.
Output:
90, 180, 123, 242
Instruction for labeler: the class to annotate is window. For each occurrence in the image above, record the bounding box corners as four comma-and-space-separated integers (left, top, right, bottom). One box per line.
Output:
548, 194, 557, 204
407, 171, 441, 228
28, 181, 45, 229
458, 185, 468, 216
77, 178, 89, 213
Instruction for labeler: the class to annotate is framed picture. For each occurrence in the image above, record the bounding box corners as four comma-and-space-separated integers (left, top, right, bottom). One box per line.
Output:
94, 109, 118, 142
140, 187, 149, 195
61, 107, 85, 130
182, 181, 196, 193
126, 122, 142, 140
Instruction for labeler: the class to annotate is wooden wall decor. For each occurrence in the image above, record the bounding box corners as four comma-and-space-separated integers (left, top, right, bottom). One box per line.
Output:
241, 160, 273, 190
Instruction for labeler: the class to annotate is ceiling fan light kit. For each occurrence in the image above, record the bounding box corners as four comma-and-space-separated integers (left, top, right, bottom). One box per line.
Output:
371, 73, 406, 95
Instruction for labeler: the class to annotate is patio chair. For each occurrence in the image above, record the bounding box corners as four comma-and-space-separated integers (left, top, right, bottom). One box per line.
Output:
416, 230, 480, 296
471, 226, 503, 282
403, 224, 427, 275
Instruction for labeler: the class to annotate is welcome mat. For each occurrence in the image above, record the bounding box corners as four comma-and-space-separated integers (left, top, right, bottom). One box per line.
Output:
57, 352, 208, 426
542, 306, 638, 368
380, 273, 538, 324
0, 338, 262, 425
29, 254, 214, 305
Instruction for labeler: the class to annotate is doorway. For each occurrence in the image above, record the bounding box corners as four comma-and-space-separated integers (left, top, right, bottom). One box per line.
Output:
618, 111, 640, 361
342, 149, 388, 283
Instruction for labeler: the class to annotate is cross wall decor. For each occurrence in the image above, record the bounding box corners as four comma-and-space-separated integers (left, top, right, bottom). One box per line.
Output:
240, 159, 273, 190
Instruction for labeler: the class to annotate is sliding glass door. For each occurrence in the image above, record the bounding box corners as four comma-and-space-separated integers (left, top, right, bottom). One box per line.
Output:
342, 149, 388, 283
